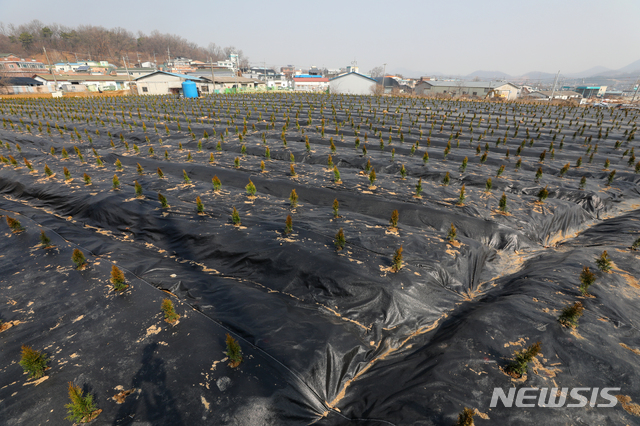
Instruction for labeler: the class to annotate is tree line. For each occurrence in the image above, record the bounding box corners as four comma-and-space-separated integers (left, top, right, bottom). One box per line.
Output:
0, 20, 248, 67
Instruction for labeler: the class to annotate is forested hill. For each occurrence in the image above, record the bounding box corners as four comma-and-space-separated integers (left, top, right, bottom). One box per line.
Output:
0, 20, 247, 67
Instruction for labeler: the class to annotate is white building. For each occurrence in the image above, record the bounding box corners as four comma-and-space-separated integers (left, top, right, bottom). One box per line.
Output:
329, 72, 377, 95
292, 75, 329, 92
33, 74, 131, 91
135, 71, 208, 95
115, 67, 156, 78
524, 90, 582, 101
135, 70, 265, 95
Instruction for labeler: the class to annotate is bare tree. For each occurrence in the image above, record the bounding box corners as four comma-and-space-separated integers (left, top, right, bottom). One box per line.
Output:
369, 66, 383, 78
370, 83, 384, 95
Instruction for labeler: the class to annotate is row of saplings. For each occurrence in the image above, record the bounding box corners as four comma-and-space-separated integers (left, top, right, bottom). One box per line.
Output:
3, 215, 243, 424
455, 248, 627, 425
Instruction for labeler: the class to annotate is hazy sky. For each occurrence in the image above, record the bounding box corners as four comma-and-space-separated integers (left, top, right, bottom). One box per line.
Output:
2, 0, 639, 77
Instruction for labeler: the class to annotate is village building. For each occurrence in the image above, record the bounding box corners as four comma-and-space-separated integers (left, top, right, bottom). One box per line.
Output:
33, 74, 132, 92
524, 90, 583, 101
292, 75, 329, 92
0, 54, 48, 77
53, 61, 114, 74
135, 70, 265, 96
329, 72, 377, 95
414, 80, 520, 100
115, 67, 156, 78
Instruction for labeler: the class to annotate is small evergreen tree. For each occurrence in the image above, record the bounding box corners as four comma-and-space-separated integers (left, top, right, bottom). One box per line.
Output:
158, 193, 168, 208
558, 302, 584, 328
234, 157, 240, 168
111, 174, 120, 190
161, 299, 179, 323
496, 164, 505, 177
335, 228, 346, 250
245, 180, 256, 196
390, 209, 399, 228
537, 186, 549, 203
369, 168, 376, 187
560, 163, 570, 177
505, 341, 541, 377
72, 248, 86, 269
284, 215, 293, 235
183, 170, 191, 184
447, 223, 457, 243
289, 189, 298, 208
333, 198, 339, 218
457, 185, 466, 205
231, 207, 241, 225
575, 157, 582, 168
225, 333, 243, 368
392, 246, 403, 272
137, 163, 143, 175
6, 216, 23, 233
40, 230, 51, 248
134, 180, 143, 198
499, 193, 508, 213
111, 265, 127, 292
19, 345, 49, 379
535, 167, 543, 182
455, 407, 475, 426
579, 266, 596, 295
606, 170, 616, 186
460, 156, 468, 172
579, 176, 587, 190
44, 164, 53, 177
23, 157, 33, 171
65, 382, 99, 423
631, 237, 640, 251
595, 250, 612, 272
212, 176, 221, 192
442, 171, 450, 186
333, 166, 341, 182
83, 173, 91, 185
415, 177, 423, 197
196, 196, 204, 213
400, 164, 407, 179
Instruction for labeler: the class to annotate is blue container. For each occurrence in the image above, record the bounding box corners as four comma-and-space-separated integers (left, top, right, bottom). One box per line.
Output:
182, 80, 198, 98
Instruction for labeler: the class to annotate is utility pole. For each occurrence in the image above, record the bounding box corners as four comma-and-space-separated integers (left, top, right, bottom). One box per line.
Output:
549, 70, 560, 102
381, 63, 387, 95
153, 52, 157, 69
136, 52, 141, 67
209, 57, 216, 93
88, 52, 91, 61
43, 47, 58, 91
74, 52, 78, 62
631, 72, 640, 103
123, 56, 133, 93
233, 53, 239, 93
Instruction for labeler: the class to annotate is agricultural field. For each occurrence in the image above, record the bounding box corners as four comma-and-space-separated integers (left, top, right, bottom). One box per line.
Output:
0, 93, 639, 425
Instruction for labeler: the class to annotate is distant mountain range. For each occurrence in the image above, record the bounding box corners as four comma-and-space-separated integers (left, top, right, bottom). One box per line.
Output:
390, 59, 640, 85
